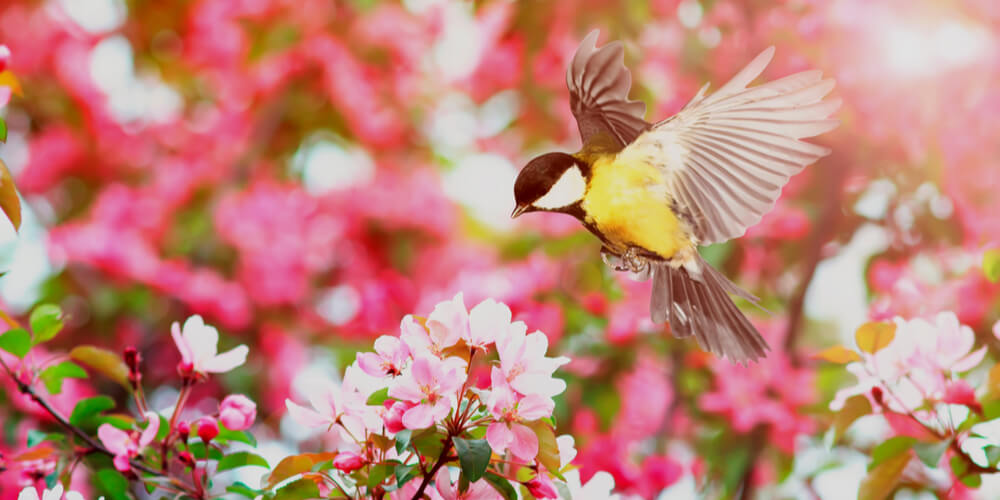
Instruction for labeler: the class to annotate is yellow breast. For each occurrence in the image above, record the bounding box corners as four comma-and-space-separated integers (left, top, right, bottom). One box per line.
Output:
581, 155, 690, 259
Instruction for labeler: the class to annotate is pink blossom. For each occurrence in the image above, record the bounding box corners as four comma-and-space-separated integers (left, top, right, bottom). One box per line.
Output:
466, 298, 512, 349
358, 335, 410, 377
381, 400, 413, 434
196, 416, 219, 442
97, 412, 159, 472
485, 367, 552, 461
285, 382, 366, 439
219, 394, 257, 431
434, 468, 502, 500
425, 293, 469, 349
525, 468, 559, 499
0, 44, 10, 73
387, 354, 466, 429
171, 315, 248, 376
495, 324, 569, 399
332, 451, 365, 472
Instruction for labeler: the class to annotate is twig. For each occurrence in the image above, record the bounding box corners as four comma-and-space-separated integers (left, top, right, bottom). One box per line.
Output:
737, 425, 767, 500
410, 438, 453, 500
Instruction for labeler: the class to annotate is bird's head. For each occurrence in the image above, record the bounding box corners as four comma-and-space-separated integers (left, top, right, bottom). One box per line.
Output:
512, 152, 588, 218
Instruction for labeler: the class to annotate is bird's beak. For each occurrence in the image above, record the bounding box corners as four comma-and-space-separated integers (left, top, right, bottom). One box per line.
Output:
511, 204, 529, 219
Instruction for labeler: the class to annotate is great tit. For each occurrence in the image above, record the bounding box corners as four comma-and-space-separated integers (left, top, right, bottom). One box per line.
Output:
512, 31, 839, 363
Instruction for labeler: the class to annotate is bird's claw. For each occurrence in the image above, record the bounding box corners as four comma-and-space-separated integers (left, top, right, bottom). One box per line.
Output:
622, 246, 649, 274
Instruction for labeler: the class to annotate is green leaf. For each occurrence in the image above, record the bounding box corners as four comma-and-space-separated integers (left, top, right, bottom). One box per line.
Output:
96, 468, 129, 500
951, 455, 969, 477
832, 395, 872, 443
395, 429, 412, 455
27, 430, 63, 448
30, 304, 63, 344
412, 429, 445, 459
267, 454, 315, 488
69, 396, 115, 426
961, 473, 982, 488
0, 158, 20, 232
273, 478, 321, 500
0, 328, 31, 358
395, 463, 417, 488
0, 116, 7, 142
217, 423, 257, 447
984, 249, 1000, 283
453, 437, 491, 483
368, 463, 392, 488
858, 451, 910, 500
986, 445, 1000, 467
868, 436, 915, 471
914, 440, 951, 467
227, 482, 264, 498
39, 361, 88, 395
69, 346, 131, 390
217, 451, 269, 471
483, 472, 518, 500
525, 420, 563, 480
367, 387, 390, 406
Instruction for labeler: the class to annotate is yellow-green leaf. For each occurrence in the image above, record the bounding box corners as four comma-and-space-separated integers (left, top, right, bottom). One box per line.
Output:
815, 345, 861, 364
984, 249, 1000, 283
0, 158, 20, 232
526, 419, 562, 479
832, 394, 872, 444
70, 345, 131, 390
855, 322, 896, 354
858, 450, 910, 500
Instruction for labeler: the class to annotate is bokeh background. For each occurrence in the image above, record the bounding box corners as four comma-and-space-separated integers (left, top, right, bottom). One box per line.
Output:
2, 0, 1000, 498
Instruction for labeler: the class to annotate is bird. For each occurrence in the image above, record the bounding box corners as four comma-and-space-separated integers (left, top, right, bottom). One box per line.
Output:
511, 31, 840, 363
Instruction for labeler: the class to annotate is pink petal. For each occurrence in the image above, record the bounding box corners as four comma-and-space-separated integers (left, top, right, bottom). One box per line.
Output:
97, 424, 130, 455
286, 400, 332, 428
183, 315, 219, 361
113, 454, 132, 472
0, 87, 10, 108
374, 335, 403, 358
468, 299, 511, 346
388, 375, 426, 403
516, 394, 554, 421
426, 293, 468, 348
435, 467, 458, 500
171, 322, 192, 364
509, 423, 539, 461
411, 356, 435, 386
139, 412, 160, 447
952, 345, 987, 372
358, 352, 387, 377
401, 404, 435, 429
202, 345, 248, 373
486, 422, 513, 454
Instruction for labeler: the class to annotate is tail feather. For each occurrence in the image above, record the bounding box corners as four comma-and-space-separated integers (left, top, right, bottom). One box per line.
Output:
650, 257, 769, 363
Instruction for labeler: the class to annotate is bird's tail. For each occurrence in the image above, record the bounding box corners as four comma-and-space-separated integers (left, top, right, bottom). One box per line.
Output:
650, 256, 769, 363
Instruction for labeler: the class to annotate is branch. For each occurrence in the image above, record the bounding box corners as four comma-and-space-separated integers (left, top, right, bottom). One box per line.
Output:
410, 438, 453, 500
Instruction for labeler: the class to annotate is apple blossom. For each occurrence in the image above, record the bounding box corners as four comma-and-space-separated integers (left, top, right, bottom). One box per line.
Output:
357, 335, 410, 377
197, 416, 219, 442
171, 315, 248, 376
485, 367, 553, 461
495, 324, 569, 399
434, 468, 502, 500
425, 292, 469, 350
525, 468, 559, 499
97, 412, 160, 472
17, 485, 84, 500
333, 451, 366, 472
387, 354, 466, 429
466, 298, 513, 349
286, 381, 367, 439
219, 394, 256, 430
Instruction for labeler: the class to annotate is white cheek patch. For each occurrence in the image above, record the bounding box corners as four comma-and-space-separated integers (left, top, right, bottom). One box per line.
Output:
533, 166, 586, 210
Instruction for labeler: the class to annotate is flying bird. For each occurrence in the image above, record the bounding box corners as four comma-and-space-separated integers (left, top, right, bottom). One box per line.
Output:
512, 31, 840, 363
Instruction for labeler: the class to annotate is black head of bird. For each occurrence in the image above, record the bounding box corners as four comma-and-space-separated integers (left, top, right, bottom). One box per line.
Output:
512, 152, 587, 218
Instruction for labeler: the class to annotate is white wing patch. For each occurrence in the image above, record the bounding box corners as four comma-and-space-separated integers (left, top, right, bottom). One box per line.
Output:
623, 46, 840, 245
533, 166, 587, 210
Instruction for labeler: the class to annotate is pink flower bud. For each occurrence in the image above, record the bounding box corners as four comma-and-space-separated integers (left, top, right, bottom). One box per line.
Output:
525, 473, 558, 499
219, 394, 257, 431
176, 420, 191, 436
197, 416, 219, 443
0, 45, 9, 73
178, 451, 196, 467
382, 400, 411, 434
332, 451, 365, 472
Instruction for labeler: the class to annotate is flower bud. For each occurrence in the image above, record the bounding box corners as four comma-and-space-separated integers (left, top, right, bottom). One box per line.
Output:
871, 386, 884, 406
382, 400, 411, 434
178, 451, 196, 467
176, 420, 191, 437
219, 394, 257, 431
332, 451, 365, 472
197, 416, 219, 443
525, 473, 558, 499
124, 346, 142, 384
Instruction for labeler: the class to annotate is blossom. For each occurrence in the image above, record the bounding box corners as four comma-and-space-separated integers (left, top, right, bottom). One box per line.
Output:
435, 468, 502, 499
466, 298, 512, 349
197, 416, 219, 442
97, 412, 160, 472
495, 324, 569, 399
387, 354, 466, 429
485, 367, 553, 461
425, 292, 469, 349
358, 335, 410, 377
219, 394, 257, 430
562, 470, 620, 500
17, 485, 84, 500
286, 381, 366, 439
333, 451, 365, 472
525, 468, 559, 499
171, 315, 248, 375
0, 44, 10, 73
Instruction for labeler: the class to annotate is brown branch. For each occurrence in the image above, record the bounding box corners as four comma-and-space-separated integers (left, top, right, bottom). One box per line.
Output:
737, 425, 768, 500
410, 438, 453, 500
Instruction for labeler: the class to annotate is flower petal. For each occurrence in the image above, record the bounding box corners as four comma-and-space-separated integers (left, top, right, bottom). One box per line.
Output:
401, 403, 435, 429
139, 412, 160, 447
171, 322, 192, 364
509, 423, 539, 461
517, 394, 554, 421
16, 487, 40, 500
203, 345, 248, 373
286, 400, 332, 428
183, 315, 219, 361
486, 422, 513, 454
97, 424, 131, 455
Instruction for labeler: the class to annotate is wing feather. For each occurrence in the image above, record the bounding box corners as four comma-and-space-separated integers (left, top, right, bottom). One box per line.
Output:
628, 47, 839, 244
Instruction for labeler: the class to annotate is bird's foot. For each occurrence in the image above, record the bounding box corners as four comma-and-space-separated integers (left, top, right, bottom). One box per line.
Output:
622, 246, 649, 274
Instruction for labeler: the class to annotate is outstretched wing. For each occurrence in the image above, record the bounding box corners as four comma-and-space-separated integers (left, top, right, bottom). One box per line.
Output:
567, 30, 650, 151
627, 47, 840, 245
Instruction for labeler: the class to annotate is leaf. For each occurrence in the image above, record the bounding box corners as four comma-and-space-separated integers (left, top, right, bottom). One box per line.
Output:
412, 428, 445, 459
368, 463, 392, 488
69, 345, 131, 390
858, 451, 910, 500
96, 468, 129, 500
69, 396, 115, 426
13, 444, 57, 462
986, 445, 1000, 467
267, 454, 316, 488
273, 478, 321, 500
0, 328, 31, 358
0, 157, 19, 232
984, 249, 1000, 283
217, 451, 269, 471
831, 395, 872, 444
395, 429, 412, 455
855, 322, 896, 354
30, 304, 64, 344
216, 422, 257, 446
868, 436, 915, 471
367, 387, 390, 406
453, 437, 491, 483
961, 473, 982, 488
483, 472, 518, 500
525, 420, 562, 479
914, 440, 951, 467
227, 482, 264, 498
0, 116, 7, 142
26, 430, 63, 448
395, 463, 417, 488
39, 361, 88, 395
814, 345, 861, 364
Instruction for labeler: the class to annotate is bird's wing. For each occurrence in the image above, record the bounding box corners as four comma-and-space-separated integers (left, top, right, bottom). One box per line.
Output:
627, 47, 840, 245
567, 30, 650, 151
